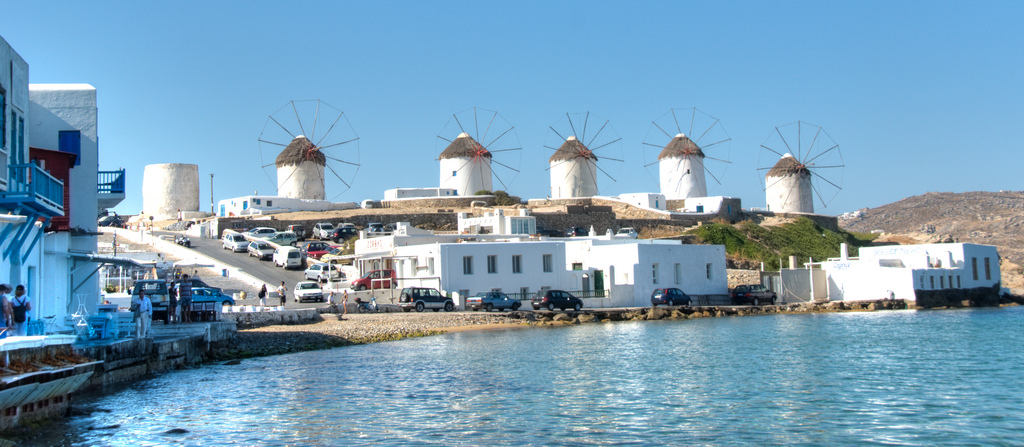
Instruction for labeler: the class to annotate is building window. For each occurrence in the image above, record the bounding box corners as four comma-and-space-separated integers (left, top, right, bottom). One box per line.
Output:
984, 258, 991, 280
652, 263, 659, 284
930, 276, 934, 289
542, 254, 553, 273
940, 276, 945, 289
17, 117, 23, 160
957, 276, 961, 288
706, 263, 713, 280
0, 87, 5, 149
10, 111, 16, 164
512, 255, 522, 274
452, 170, 457, 176
463, 256, 473, 275
487, 255, 498, 274
253, 198, 261, 205
972, 257, 978, 280
428, 257, 435, 276
919, 275, 925, 289
267, 200, 272, 207
572, 263, 583, 271
674, 263, 681, 284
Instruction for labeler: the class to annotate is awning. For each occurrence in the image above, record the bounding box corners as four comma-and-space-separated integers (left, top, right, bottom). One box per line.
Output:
69, 253, 153, 268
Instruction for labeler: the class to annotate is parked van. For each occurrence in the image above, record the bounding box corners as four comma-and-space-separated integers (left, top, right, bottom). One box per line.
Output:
274, 246, 303, 269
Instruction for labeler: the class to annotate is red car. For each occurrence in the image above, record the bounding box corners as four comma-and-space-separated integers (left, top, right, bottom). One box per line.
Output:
301, 241, 337, 261
351, 269, 397, 291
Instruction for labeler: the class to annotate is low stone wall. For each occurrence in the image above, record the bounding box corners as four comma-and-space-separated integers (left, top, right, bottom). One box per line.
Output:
382, 196, 495, 209
914, 284, 1002, 308
747, 210, 840, 232
727, 269, 761, 288
221, 309, 323, 329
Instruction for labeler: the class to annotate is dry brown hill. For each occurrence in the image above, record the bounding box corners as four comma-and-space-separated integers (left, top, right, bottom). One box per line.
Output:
839, 191, 1024, 290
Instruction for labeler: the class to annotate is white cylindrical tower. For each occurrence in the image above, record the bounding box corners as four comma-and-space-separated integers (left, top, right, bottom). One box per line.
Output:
549, 136, 598, 199
439, 132, 492, 195
765, 153, 813, 213
142, 163, 200, 220
658, 133, 707, 199
276, 136, 326, 200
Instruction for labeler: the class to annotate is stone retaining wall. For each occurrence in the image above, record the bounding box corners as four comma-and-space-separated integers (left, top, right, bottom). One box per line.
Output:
382, 196, 496, 209
914, 284, 1002, 308
221, 309, 323, 329
727, 269, 761, 288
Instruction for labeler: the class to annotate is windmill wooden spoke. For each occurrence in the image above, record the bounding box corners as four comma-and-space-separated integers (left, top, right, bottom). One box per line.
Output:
547, 158, 572, 172
594, 161, 617, 183
258, 139, 287, 147
585, 121, 609, 147
481, 110, 497, 144
695, 118, 720, 143
703, 156, 732, 164
324, 155, 361, 167
775, 126, 793, 154
567, 113, 579, 141
325, 163, 351, 189
453, 113, 467, 135
763, 175, 789, 192
652, 121, 673, 139
699, 138, 731, 150
488, 147, 522, 153
314, 112, 345, 148
589, 137, 622, 152
489, 163, 511, 191
484, 127, 514, 149
473, 107, 480, 142
310, 100, 321, 142
320, 137, 359, 149
291, 101, 307, 138
543, 145, 560, 151
581, 112, 590, 144
810, 182, 830, 207
804, 144, 840, 165
261, 162, 276, 169
760, 144, 785, 158
549, 126, 567, 142
436, 135, 453, 143
671, 108, 681, 134
694, 157, 723, 185
642, 142, 665, 148
689, 108, 696, 136
269, 116, 296, 140
805, 126, 822, 158
808, 164, 844, 169
598, 155, 625, 163
644, 160, 659, 168
491, 158, 520, 173
813, 172, 843, 190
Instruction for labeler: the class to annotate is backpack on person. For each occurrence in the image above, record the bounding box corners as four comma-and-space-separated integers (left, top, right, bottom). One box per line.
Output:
12, 298, 28, 324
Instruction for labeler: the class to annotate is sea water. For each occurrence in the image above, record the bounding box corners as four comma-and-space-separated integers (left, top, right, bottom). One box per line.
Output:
47, 307, 1024, 446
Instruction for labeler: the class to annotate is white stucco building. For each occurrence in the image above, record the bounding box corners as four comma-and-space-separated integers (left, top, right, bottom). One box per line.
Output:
142, 163, 199, 220
384, 187, 457, 201
217, 195, 357, 217
457, 209, 536, 235
819, 243, 1001, 302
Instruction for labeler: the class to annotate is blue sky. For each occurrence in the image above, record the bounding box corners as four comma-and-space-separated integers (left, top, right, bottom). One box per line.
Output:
3, 1, 1022, 216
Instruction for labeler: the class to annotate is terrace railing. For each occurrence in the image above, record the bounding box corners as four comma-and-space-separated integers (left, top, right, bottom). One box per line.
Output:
98, 169, 126, 194
0, 164, 64, 216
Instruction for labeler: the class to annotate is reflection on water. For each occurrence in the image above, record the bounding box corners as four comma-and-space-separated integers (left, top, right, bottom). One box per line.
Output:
47, 307, 1024, 446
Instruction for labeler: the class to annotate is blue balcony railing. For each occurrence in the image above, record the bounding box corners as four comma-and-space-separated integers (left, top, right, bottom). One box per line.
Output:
0, 164, 65, 216
98, 169, 125, 194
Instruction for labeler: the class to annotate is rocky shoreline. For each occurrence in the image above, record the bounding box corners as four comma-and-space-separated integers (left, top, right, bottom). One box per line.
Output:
210, 297, 1024, 362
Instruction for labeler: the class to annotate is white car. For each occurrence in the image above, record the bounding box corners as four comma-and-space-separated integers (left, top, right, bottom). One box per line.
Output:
293, 281, 325, 303
262, 231, 298, 247
247, 240, 275, 260
222, 233, 249, 252
615, 227, 638, 239
312, 223, 335, 240
248, 227, 277, 238
305, 263, 343, 282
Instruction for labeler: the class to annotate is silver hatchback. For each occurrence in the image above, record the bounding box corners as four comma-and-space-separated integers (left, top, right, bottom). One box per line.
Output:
466, 291, 522, 311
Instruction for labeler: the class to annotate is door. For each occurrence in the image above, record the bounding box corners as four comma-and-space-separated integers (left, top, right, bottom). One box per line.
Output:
593, 270, 605, 297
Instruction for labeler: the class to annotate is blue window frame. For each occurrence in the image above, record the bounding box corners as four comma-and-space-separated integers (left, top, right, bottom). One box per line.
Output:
0, 88, 6, 149
59, 130, 82, 166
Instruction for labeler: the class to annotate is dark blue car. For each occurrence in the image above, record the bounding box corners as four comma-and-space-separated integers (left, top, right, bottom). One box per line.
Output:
651, 288, 692, 307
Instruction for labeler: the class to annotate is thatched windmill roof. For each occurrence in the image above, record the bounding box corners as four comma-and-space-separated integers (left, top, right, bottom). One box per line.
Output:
549, 136, 598, 163
439, 133, 491, 160
766, 154, 810, 178
658, 133, 704, 160
276, 136, 326, 168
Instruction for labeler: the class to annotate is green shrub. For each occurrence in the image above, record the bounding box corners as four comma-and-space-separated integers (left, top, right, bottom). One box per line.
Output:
493, 190, 521, 206
474, 190, 492, 195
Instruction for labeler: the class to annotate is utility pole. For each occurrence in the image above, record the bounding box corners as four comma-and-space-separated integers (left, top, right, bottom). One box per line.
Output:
210, 173, 214, 214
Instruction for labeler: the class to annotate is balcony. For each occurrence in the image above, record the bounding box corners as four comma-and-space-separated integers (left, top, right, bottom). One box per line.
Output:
97, 169, 125, 211
0, 164, 65, 216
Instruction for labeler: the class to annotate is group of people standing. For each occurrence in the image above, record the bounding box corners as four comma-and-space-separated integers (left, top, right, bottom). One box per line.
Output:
0, 283, 32, 336
257, 282, 289, 308
131, 274, 195, 339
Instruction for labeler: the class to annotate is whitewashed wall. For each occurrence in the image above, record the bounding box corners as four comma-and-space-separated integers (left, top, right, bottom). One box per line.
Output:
440, 157, 491, 196
660, 155, 707, 199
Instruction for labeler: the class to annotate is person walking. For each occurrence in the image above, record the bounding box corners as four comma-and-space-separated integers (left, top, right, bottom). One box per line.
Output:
11, 285, 31, 336
167, 282, 179, 324
0, 284, 11, 334
277, 282, 287, 307
178, 275, 193, 323
341, 290, 349, 319
258, 284, 268, 308
132, 290, 152, 338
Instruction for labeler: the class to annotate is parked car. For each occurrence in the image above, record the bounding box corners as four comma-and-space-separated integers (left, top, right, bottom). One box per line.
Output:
248, 240, 275, 260
331, 226, 359, 242
175, 235, 191, 247
399, 287, 455, 312
350, 269, 396, 291
566, 227, 588, 237
367, 222, 385, 234
531, 290, 583, 311
262, 231, 298, 247
293, 281, 325, 303
731, 284, 777, 306
466, 291, 522, 311
247, 227, 277, 238
222, 233, 249, 252
312, 222, 335, 239
616, 227, 638, 239
287, 224, 306, 241
132, 280, 170, 322
535, 225, 563, 237
305, 263, 343, 282
273, 246, 303, 269
191, 287, 235, 307
651, 288, 692, 307
320, 248, 350, 264
183, 278, 220, 294
301, 241, 336, 260
98, 215, 124, 228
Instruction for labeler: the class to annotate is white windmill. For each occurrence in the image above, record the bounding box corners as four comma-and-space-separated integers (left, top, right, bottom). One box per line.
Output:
258, 100, 361, 201
643, 108, 731, 199
545, 113, 623, 199
758, 121, 844, 214
436, 107, 522, 196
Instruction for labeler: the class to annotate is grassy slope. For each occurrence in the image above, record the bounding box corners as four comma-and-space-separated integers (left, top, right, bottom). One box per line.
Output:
690, 218, 877, 270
